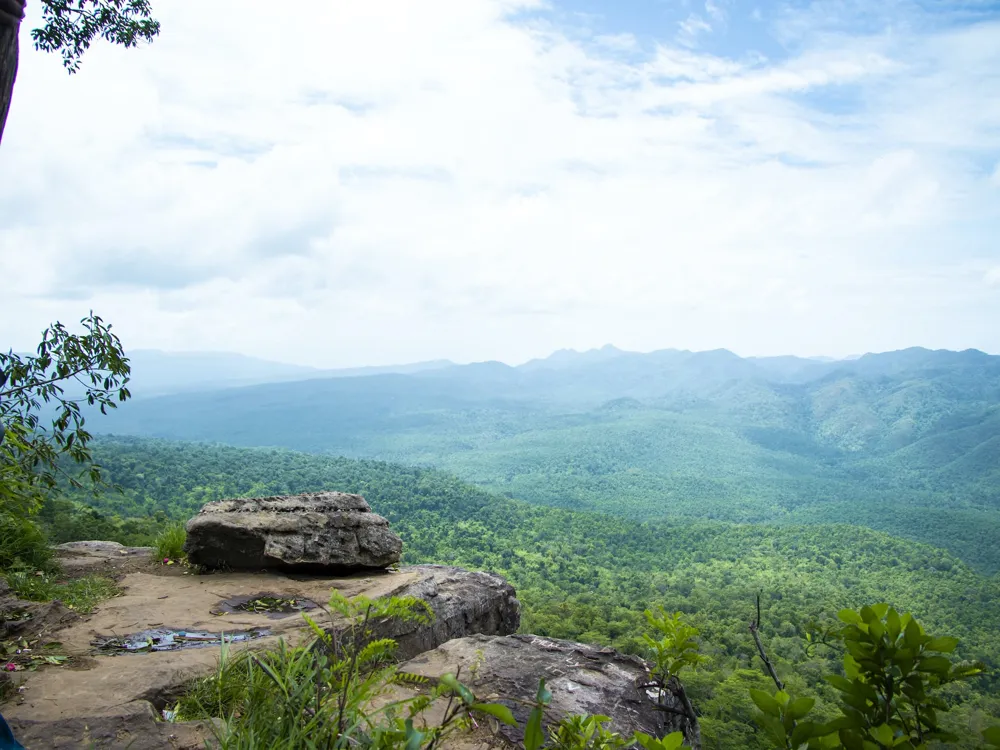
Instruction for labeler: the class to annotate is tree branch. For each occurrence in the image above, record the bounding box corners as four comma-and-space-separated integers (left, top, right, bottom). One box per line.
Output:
0, 361, 102, 398
750, 592, 784, 692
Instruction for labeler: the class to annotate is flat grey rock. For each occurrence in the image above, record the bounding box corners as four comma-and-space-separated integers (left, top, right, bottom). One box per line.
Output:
184, 491, 402, 573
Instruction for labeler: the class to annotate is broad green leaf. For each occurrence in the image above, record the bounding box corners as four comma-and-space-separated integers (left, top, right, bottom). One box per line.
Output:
870, 723, 894, 747
982, 726, 1000, 747
750, 689, 782, 717
524, 706, 544, 750
791, 720, 818, 748
535, 678, 552, 706
439, 673, 476, 705
885, 609, 901, 640
838, 609, 863, 625
470, 703, 516, 726
925, 636, 959, 653
787, 697, 815, 721
404, 719, 424, 750
870, 603, 889, 619
918, 656, 952, 674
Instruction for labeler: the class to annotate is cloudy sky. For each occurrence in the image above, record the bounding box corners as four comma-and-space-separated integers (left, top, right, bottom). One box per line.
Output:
2, 0, 999, 368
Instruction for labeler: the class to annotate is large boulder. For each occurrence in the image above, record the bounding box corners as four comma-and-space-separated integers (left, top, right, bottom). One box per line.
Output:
184, 491, 402, 573
397, 634, 700, 748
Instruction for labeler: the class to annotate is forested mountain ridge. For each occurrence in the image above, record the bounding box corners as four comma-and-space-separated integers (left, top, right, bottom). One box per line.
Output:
92, 346, 1000, 572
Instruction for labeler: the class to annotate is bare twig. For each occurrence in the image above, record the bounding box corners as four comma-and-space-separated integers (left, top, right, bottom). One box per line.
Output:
749, 592, 784, 692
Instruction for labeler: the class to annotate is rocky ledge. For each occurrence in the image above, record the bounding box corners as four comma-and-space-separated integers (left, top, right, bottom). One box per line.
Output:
396, 634, 700, 748
4, 552, 518, 749
184, 491, 403, 573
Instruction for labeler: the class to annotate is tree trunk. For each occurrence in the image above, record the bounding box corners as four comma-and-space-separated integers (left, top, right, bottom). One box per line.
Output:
0, 0, 26, 147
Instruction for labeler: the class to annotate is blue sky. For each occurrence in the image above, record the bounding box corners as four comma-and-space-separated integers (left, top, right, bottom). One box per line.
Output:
1, 0, 999, 367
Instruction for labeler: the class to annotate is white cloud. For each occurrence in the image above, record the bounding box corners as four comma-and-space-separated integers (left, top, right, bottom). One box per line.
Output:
0, 0, 999, 367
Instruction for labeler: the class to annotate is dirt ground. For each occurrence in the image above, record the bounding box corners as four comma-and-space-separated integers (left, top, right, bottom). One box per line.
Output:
3, 543, 420, 725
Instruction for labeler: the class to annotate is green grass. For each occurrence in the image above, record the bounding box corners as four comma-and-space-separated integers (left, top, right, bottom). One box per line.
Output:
155, 522, 187, 561
0, 514, 53, 572
4, 570, 120, 613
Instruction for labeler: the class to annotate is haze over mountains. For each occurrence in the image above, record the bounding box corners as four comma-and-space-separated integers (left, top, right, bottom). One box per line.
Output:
122, 349, 454, 397
96, 344, 1000, 573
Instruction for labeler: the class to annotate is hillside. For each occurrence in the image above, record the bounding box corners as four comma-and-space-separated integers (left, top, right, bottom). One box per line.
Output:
93, 347, 1000, 572
52, 436, 1000, 749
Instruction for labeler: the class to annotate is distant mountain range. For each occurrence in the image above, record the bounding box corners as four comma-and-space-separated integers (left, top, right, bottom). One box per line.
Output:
120, 349, 454, 397
93, 345, 1000, 572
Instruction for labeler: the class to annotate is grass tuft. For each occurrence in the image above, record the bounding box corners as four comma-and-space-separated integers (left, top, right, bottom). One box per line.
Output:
4, 570, 120, 613
155, 522, 187, 561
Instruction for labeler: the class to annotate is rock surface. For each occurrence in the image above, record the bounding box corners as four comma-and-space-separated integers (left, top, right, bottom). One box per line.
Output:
54, 541, 155, 577
361, 565, 520, 660
10, 701, 218, 750
184, 491, 402, 573
4, 565, 518, 747
397, 634, 700, 748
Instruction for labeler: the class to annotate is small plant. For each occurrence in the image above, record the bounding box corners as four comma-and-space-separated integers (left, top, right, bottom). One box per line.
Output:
750, 603, 986, 749
178, 589, 519, 749
547, 715, 633, 750
640, 607, 702, 745
155, 522, 186, 562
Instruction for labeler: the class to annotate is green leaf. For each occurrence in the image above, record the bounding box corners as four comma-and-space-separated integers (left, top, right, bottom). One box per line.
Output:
404, 719, 424, 750
838, 609, 863, 625
790, 721, 819, 748
535, 678, 552, 706
439, 673, 475, 705
924, 636, 959, 653
870, 723, 894, 747
982, 726, 1000, 747
786, 697, 815, 721
750, 689, 782, 717
470, 703, 516, 726
524, 706, 544, 750
918, 656, 952, 674
885, 609, 901, 640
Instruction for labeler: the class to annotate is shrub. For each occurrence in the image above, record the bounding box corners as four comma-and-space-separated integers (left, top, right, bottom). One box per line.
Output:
0, 514, 52, 572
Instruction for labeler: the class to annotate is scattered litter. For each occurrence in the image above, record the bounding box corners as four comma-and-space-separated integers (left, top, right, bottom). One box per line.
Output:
211, 592, 319, 619
91, 627, 270, 654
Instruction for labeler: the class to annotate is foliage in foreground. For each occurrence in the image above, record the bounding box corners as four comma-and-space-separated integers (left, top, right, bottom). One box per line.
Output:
751, 604, 994, 750
0, 313, 132, 571
174, 590, 1000, 749
176, 591, 692, 750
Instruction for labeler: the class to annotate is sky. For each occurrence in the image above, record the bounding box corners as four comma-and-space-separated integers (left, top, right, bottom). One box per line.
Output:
1, 0, 999, 368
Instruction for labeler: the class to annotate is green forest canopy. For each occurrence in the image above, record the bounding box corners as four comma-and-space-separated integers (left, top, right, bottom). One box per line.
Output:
48, 435, 1000, 750
92, 347, 1000, 573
